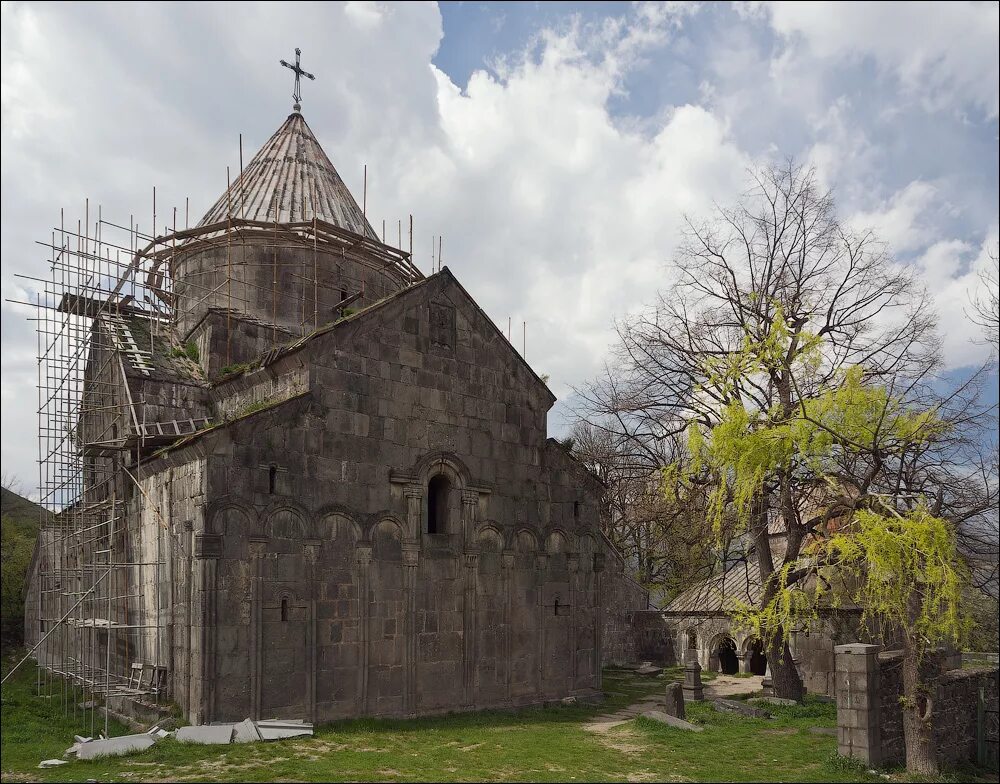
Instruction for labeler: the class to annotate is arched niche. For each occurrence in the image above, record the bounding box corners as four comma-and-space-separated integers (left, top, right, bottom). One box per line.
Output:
267, 507, 308, 541
476, 524, 504, 553
317, 511, 361, 545
545, 530, 572, 555
208, 503, 253, 536
371, 518, 403, 563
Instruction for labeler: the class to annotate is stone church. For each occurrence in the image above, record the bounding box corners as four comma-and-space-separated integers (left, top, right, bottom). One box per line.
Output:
26, 102, 648, 725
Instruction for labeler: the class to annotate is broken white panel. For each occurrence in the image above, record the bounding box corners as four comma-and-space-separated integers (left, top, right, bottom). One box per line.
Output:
77, 734, 157, 759
176, 724, 235, 744
232, 718, 263, 743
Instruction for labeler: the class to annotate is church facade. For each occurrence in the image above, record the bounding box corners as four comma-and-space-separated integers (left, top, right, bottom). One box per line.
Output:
25, 107, 647, 725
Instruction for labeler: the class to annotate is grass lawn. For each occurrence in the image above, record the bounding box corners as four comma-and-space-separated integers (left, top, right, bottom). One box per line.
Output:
0, 654, 989, 783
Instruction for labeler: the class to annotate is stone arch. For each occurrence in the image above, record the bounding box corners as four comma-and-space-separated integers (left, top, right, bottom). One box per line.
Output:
545, 529, 573, 555
708, 632, 740, 675
513, 528, 539, 553
364, 514, 405, 546
370, 517, 404, 560
412, 451, 471, 489
413, 453, 468, 538
207, 502, 254, 536
265, 505, 309, 541
742, 636, 768, 676
316, 509, 362, 544
476, 523, 504, 552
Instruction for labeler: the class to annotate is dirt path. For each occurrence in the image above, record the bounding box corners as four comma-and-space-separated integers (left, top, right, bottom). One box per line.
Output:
703, 674, 763, 699
583, 674, 763, 734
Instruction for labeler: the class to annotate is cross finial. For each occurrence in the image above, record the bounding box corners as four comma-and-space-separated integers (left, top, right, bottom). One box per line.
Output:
279, 47, 315, 113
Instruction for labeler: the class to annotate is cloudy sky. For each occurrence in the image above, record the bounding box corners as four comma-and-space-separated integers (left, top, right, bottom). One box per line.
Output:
2, 1, 998, 492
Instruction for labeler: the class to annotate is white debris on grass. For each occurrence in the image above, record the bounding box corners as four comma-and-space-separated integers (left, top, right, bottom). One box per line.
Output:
76, 733, 157, 760
58, 716, 312, 767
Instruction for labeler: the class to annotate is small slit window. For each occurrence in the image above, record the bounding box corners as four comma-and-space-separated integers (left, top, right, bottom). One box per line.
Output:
269, 465, 277, 494
553, 597, 561, 616
281, 597, 289, 622
427, 474, 451, 534
573, 501, 580, 521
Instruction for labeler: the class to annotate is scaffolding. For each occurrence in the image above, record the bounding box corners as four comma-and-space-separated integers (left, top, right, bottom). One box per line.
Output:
22, 202, 173, 736
17, 165, 422, 733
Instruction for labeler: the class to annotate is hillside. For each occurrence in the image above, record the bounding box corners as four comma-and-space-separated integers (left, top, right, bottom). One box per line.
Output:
1, 485, 45, 648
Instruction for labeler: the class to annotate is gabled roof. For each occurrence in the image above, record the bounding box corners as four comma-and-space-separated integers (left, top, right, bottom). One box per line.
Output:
212, 267, 557, 406
665, 559, 764, 614
197, 112, 377, 239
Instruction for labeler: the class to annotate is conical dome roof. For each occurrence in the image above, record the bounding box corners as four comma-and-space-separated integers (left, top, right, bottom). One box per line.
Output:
197, 112, 377, 239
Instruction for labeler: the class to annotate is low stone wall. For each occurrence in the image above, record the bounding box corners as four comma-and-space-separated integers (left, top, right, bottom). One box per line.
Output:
935, 666, 1000, 770
836, 643, 999, 771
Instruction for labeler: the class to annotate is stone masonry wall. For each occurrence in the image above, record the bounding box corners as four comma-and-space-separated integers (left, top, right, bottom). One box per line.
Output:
601, 571, 649, 666
837, 644, 999, 771
143, 270, 647, 724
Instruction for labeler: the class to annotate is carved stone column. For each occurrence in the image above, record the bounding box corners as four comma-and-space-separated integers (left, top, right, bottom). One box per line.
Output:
402, 542, 420, 714
248, 539, 266, 720
568, 553, 579, 693
404, 485, 423, 541
304, 541, 320, 723
460, 490, 479, 547
593, 552, 605, 691
501, 550, 514, 703
535, 552, 547, 697
355, 544, 372, 715
462, 549, 479, 708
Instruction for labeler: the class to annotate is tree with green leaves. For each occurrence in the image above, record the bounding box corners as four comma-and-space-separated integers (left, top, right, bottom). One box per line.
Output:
684, 304, 994, 771
577, 162, 998, 713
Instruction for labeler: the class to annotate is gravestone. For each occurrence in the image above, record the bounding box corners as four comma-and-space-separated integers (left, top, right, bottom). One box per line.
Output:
682, 648, 704, 701
761, 661, 774, 697
664, 682, 685, 718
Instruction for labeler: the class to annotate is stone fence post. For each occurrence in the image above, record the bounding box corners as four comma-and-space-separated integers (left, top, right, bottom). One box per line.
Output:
835, 643, 882, 766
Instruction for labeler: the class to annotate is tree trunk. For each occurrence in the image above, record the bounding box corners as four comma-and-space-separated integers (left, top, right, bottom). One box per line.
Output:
765, 632, 804, 702
750, 493, 805, 702
901, 634, 939, 774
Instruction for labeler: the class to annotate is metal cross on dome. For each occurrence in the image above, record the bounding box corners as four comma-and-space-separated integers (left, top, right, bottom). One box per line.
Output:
280, 48, 315, 112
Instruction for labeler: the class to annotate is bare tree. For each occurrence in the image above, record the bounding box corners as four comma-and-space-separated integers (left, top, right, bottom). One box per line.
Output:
575, 162, 994, 700
969, 246, 1000, 351
569, 422, 714, 603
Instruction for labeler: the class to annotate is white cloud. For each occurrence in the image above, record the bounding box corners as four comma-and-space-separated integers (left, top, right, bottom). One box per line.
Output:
0, 1, 996, 490
344, 1, 388, 31
849, 181, 939, 255
765, 1, 1000, 119
915, 232, 1000, 366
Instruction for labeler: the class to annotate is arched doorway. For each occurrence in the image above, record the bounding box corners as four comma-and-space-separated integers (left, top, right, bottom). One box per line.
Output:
747, 638, 767, 676
717, 636, 739, 675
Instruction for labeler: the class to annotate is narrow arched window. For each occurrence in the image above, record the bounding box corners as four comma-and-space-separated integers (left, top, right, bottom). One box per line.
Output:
427, 474, 451, 534
281, 597, 289, 622
269, 465, 277, 494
